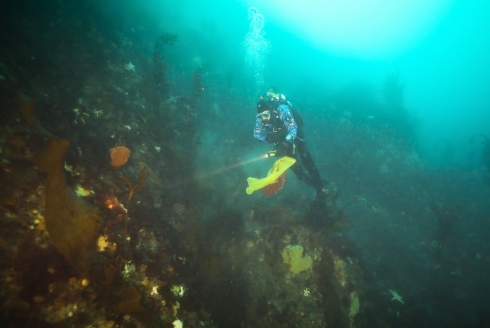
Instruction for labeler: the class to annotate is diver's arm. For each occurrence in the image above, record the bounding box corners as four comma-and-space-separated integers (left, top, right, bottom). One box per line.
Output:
278, 104, 297, 141
254, 118, 268, 142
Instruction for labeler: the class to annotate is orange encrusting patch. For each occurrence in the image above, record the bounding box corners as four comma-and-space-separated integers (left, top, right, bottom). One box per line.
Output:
110, 146, 131, 167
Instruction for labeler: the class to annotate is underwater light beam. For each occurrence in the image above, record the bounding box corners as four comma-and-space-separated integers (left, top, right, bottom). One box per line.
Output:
196, 154, 268, 180
163, 155, 267, 190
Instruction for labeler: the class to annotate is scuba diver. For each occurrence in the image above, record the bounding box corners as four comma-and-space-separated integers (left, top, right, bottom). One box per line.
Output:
254, 88, 326, 195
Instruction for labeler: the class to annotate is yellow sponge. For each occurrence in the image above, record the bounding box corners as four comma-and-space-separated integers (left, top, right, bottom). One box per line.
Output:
281, 245, 313, 274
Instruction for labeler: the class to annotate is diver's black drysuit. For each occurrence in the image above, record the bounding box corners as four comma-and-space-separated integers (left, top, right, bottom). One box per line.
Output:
254, 99, 324, 191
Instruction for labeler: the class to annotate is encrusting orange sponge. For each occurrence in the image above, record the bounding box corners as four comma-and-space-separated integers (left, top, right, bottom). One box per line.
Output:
110, 146, 131, 167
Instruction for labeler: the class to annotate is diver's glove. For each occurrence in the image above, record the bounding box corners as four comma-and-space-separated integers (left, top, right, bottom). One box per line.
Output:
274, 141, 292, 157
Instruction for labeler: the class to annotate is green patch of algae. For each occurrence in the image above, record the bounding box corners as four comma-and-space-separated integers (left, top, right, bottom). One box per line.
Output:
281, 245, 313, 274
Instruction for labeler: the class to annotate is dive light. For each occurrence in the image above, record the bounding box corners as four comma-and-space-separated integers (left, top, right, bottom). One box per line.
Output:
265, 150, 276, 158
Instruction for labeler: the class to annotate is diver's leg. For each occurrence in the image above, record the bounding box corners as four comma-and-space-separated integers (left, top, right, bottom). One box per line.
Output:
289, 161, 310, 182
295, 130, 323, 189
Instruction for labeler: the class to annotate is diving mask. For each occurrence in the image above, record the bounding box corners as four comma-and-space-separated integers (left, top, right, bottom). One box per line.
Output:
256, 110, 270, 120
